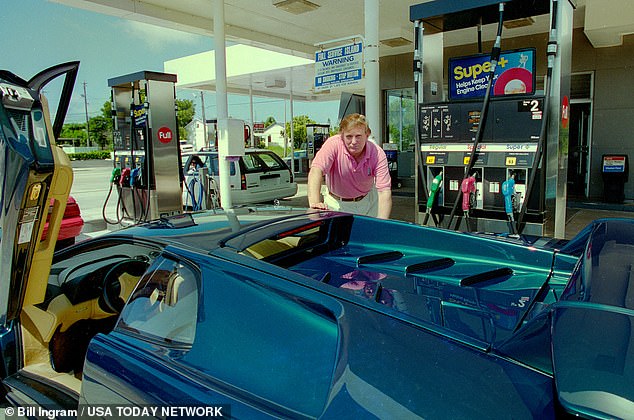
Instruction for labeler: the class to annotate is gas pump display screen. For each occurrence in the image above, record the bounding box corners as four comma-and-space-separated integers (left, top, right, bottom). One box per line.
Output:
420, 97, 543, 143
449, 48, 536, 101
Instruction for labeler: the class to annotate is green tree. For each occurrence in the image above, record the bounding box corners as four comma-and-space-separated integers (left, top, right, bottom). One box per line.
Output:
264, 116, 276, 128
285, 115, 315, 149
59, 123, 87, 145
101, 100, 112, 119
176, 98, 195, 141
80, 101, 115, 149
88, 115, 112, 149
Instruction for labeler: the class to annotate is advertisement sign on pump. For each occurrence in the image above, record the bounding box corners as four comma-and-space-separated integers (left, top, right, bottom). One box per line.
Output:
314, 42, 363, 92
449, 48, 536, 100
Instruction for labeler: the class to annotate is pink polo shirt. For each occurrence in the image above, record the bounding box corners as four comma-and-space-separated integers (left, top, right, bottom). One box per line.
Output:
311, 134, 391, 198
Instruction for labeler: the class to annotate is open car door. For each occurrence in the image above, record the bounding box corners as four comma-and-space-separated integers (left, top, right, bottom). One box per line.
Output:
0, 62, 78, 343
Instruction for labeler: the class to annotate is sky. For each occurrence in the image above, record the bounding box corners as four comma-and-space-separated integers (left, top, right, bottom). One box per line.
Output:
1, 0, 340, 127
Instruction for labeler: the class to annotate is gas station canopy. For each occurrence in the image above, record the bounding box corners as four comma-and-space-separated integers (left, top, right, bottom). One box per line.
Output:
49, 0, 634, 103
51, 0, 634, 53
163, 44, 347, 101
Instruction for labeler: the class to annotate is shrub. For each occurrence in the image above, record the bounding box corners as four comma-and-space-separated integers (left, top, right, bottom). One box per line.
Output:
67, 150, 112, 161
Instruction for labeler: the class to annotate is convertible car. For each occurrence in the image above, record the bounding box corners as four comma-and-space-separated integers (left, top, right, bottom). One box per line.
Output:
2, 64, 634, 419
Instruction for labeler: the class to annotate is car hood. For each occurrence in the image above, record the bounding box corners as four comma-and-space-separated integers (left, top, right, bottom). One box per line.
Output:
0, 62, 78, 325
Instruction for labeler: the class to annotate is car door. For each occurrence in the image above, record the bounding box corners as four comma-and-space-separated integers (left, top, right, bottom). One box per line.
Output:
239, 151, 294, 202
0, 62, 78, 391
80, 252, 341, 418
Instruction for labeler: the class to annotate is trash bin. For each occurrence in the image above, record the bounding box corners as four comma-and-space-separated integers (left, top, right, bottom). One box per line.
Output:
601, 154, 629, 203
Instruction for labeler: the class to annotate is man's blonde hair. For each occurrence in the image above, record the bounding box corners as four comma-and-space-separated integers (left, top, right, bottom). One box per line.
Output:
339, 113, 371, 135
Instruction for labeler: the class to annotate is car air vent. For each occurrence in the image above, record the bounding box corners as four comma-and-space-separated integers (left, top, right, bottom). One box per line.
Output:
7, 109, 28, 132
405, 257, 455, 274
357, 251, 403, 266
460, 267, 514, 287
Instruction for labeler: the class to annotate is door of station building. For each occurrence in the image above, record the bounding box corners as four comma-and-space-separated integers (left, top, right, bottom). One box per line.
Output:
567, 73, 594, 199
567, 101, 591, 198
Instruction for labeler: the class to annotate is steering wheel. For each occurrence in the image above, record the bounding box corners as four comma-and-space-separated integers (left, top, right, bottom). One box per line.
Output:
101, 258, 150, 314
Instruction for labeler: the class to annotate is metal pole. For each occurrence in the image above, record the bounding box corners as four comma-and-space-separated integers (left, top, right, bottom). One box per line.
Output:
214, 0, 232, 209
83, 81, 90, 148
249, 77, 255, 148
364, 0, 380, 143
413, 19, 430, 224
399, 94, 403, 151
289, 68, 295, 173
283, 99, 288, 158
200, 91, 208, 149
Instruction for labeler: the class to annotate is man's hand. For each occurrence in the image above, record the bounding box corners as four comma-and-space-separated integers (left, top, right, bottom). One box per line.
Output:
310, 202, 328, 210
307, 166, 326, 209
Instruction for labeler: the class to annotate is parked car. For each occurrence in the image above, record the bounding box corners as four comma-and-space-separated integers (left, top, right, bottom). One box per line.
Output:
179, 140, 194, 154
41, 196, 84, 249
182, 149, 298, 209
3, 63, 634, 419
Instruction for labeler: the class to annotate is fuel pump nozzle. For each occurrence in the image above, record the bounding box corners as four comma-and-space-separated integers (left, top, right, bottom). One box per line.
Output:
459, 173, 477, 232
119, 167, 131, 187
502, 172, 517, 234
103, 167, 125, 225
423, 173, 443, 226
110, 167, 121, 184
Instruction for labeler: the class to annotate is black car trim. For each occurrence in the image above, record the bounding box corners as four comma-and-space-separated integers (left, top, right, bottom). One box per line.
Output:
405, 257, 456, 274
356, 251, 404, 266
460, 267, 515, 287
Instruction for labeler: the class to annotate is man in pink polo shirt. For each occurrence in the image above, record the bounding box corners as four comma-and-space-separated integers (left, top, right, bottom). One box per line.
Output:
308, 113, 392, 219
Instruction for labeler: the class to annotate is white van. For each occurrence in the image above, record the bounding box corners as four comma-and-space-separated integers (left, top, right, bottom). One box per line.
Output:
182, 149, 298, 209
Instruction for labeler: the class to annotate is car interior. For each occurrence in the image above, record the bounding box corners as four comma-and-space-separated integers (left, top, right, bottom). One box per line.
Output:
229, 213, 554, 346
17, 242, 159, 398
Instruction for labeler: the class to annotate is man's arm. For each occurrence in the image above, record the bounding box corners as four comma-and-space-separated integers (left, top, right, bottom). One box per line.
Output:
307, 166, 328, 209
377, 189, 392, 219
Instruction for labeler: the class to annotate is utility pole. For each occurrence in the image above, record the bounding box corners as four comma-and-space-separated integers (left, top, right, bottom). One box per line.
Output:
82, 81, 91, 148
200, 90, 208, 149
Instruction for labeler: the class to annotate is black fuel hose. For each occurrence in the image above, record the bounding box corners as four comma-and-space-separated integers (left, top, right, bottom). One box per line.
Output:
447, 2, 505, 230
102, 183, 124, 225
516, 0, 559, 234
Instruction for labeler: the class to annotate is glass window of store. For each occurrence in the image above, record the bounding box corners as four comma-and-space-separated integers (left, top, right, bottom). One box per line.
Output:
386, 88, 415, 151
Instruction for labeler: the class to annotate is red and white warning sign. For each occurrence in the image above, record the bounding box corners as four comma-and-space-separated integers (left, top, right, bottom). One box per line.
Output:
157, 126, 173, 144
561, 96, 569, 129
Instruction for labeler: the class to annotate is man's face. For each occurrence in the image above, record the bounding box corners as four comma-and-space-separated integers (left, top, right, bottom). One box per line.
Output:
342, 125, 368, 158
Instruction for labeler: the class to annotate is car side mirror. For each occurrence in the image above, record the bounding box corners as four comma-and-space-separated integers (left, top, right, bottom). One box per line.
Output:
551, 304, 634, 419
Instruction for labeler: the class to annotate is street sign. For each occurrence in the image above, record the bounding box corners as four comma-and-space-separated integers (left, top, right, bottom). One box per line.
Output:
314, 42, 363, 92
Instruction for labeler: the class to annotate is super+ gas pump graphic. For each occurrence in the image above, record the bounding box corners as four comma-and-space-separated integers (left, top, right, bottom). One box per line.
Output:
104, 71, 183, 224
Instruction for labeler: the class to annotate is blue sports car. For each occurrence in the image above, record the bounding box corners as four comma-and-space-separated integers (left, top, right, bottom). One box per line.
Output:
1, 64, 633, 419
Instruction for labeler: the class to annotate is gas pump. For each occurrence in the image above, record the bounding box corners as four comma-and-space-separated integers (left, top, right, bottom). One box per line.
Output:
104, 71, 183, 224
410, 0, 573, 236
306, 124, 330, 159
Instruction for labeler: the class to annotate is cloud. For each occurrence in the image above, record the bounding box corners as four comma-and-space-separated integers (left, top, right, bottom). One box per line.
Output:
121, 20, 207, 52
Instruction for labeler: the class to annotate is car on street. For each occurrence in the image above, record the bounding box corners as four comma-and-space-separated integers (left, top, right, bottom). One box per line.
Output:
182, 149, 298, 210
42, 196, 84, 249
2, 63, 634, 419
